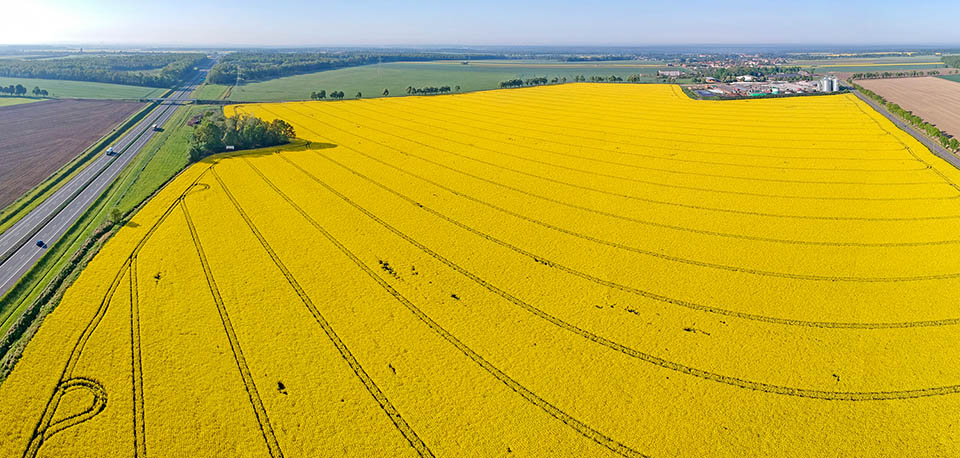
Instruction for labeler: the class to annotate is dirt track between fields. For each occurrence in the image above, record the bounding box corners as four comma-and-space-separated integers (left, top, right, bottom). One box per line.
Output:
0, 99, 143, 210
858, 77, 960, 142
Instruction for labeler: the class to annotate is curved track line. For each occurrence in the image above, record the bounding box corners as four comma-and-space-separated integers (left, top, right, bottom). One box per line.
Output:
267, 104, 960, 248
311, 147, 960, 282
342, 101, 940, 186
226, 108, 960, 223
40, 377, 107, 442
284, 103, 957, 203
241, 157, 647, 458
844, 96, 960, 193
390, 95, 914, 154
299, 104, 951, 201
436, 92, 897, 139
284, 150, 960, 326
20, 170, 207, 458
362, 95, 914, 157
251, 154, 960, 399
210, 167, 434, 457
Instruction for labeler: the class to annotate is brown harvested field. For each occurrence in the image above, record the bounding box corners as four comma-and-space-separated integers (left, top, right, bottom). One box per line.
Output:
0, 99, 143, 209
858, 76, 960, 140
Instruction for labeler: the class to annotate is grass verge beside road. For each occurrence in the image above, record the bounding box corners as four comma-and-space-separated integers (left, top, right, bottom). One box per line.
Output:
192, 83, 230, 100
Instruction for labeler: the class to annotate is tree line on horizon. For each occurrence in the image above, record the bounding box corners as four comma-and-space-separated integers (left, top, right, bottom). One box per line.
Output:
0, 53, 208, 88
208, 51, 504, 85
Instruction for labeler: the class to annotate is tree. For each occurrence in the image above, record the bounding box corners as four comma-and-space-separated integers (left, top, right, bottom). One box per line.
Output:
317, 89, 326, 99
32, 86, 41, 96
406, 86, 414, 95
195, 118, 225, 154
110, 208, 123, 224
40, 89, 48, 96
382, 88, 389, 96
14, 84, 26, 96
355, 91, 362, 99
310, 91, 318, 100
950, 138, 960, 151
189, 112, 295, 162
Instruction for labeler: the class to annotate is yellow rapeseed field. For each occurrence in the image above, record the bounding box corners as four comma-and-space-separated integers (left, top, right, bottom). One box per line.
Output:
2, 83, 959, 457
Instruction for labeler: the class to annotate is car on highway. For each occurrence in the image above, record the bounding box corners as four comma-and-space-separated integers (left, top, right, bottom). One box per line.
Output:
35, 240, 45, 248
105, 146, 115, 156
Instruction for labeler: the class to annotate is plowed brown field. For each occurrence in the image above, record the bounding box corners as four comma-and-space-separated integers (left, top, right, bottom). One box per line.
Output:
858, 76, 960, 140
0, 99, 144, 209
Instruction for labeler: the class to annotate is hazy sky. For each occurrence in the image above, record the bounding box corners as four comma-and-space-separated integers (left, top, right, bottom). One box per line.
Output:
2, 0, 958, 47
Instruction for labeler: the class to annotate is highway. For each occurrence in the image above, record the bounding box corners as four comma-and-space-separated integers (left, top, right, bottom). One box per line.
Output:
0, 66, 209, 304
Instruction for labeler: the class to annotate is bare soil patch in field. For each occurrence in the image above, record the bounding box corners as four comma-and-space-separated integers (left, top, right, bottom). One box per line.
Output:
858, 77, 960, 140
0, 99, 143, 209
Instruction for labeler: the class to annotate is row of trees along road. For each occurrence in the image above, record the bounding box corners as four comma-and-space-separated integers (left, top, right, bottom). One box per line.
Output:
851, 70, 948, 80
0, 84, 48, 97
189, 112, 296, 162
853, 82, 960, 151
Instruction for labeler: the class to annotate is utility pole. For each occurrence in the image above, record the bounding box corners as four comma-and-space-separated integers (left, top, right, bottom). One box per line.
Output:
236, 65, 242, 87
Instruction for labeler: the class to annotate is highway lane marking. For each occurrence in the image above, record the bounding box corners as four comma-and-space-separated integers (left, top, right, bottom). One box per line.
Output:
0, 77, 204, 297
0, 92, 190, 254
